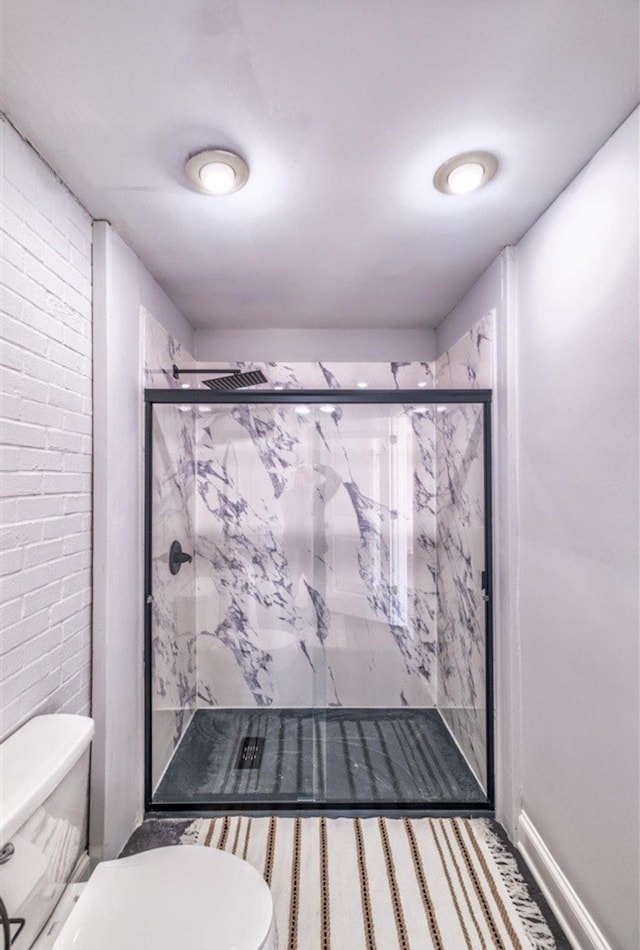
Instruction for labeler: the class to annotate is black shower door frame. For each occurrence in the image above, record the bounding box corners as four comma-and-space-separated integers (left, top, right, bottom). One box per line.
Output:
143, 388, 494, 814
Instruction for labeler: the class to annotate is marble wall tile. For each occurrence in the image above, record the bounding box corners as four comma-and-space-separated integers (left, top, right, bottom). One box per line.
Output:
435, 310, 493, 389
217, 361, 435, 391
194, 400, 438, 708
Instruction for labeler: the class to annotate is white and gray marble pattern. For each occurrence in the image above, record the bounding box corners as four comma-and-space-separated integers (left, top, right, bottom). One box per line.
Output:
194, 400, 438, 710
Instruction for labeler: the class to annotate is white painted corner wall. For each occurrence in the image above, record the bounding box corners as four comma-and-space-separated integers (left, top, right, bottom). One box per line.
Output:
90, 220, 193, 860
91, 221, 144, 861
435, 254, 505, 358
438, 108, 639, 950
514, 107, 639, 950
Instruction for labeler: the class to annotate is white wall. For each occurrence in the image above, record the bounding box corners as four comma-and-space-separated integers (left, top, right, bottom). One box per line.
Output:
195, 326, 435, 363
516, 109, 639, 950
0, 117, 93, 739
438, 108, 639, 949
435, 255, 504, 358
91, 221, 193, 860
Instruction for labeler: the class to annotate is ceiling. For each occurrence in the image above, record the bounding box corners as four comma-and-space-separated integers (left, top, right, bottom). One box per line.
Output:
1, 0, 638, 330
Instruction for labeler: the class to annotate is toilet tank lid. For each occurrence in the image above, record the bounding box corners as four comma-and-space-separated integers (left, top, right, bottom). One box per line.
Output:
0, 715, 94, 846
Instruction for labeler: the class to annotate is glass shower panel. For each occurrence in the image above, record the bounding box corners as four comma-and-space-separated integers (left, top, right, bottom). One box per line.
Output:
150, 401, 328, 805
149, 404, 197, 793
148, 398, 490, 808
310, 403, 440, 806
315, 403, 436, 710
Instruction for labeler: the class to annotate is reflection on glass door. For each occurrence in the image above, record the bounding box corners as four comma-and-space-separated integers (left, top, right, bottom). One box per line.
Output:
146, 397, 491, 809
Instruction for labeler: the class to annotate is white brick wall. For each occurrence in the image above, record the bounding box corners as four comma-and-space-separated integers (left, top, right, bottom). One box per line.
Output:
0, 116, 92, 739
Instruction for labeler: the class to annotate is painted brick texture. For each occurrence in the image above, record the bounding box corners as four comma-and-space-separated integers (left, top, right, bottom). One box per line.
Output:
0, 117, 92, 739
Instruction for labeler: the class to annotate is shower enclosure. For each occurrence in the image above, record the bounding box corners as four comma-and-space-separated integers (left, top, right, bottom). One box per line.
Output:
144, 388, 493, 811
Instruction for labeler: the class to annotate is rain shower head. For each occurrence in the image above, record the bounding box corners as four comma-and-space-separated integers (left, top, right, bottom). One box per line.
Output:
202, 369, 268, 391
172, 364, 268, 390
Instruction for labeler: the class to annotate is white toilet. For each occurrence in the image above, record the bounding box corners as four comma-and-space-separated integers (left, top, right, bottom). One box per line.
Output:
0, 715, 276, 950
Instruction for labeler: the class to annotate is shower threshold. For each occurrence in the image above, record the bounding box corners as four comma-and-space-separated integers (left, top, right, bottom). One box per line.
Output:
152, 708, 487, 810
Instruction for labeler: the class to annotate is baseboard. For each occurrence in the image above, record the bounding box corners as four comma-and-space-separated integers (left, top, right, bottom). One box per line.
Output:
517, 812, 611, 950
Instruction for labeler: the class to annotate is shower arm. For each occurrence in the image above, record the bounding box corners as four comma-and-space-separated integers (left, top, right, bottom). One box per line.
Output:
172, 364, 242, 379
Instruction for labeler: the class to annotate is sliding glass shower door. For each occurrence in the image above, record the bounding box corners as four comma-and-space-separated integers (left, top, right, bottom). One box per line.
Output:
145, 393, 492, 810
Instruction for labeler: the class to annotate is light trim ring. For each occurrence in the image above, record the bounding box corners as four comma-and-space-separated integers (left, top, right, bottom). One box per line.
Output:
184, 149, 250, 195
433, 150, 498, 196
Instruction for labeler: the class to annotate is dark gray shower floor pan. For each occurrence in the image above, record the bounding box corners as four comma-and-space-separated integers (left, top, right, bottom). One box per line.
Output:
153, 708, 486, 807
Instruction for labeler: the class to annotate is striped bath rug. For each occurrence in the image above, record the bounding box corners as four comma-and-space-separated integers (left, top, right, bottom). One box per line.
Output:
181, 816, 556, 949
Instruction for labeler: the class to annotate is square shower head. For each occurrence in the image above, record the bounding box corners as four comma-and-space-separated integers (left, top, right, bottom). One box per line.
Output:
202, 369, 268, 391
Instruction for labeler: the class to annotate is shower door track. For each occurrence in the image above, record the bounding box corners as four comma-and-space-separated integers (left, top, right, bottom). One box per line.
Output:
143, 388, 494, 814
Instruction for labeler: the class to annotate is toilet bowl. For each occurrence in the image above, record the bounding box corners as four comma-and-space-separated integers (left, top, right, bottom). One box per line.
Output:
54, 845, 276, 950
0, 715, 275, 950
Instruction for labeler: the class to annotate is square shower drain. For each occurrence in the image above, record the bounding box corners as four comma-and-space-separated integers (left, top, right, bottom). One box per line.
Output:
235, 736, 265, 769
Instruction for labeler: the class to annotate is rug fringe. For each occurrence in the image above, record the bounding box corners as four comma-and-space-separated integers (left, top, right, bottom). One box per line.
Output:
475, 820, 557, 950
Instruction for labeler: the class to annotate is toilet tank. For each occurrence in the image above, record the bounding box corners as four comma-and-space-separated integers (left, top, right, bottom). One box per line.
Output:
0, 715, 94, 948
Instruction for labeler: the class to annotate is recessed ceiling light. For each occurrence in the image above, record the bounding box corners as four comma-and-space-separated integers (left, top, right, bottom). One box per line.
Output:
200, 162, 236, 193
319, 404, 336, 414
184, 149, 249, 196
274, 384, 284, 391
295, 405, 311, 415
417, 381, 427, 388
180, 382, 191, 389
433, 151, 498, 196
356, 381, 369, 389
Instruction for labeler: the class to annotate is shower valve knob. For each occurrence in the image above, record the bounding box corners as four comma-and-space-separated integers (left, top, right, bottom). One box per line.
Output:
169, 540, 193, 575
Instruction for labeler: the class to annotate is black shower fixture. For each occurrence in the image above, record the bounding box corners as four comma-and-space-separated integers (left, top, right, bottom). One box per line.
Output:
202, 369, 268, 391
169, 540, 192, 575
172, 364, 268, 391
